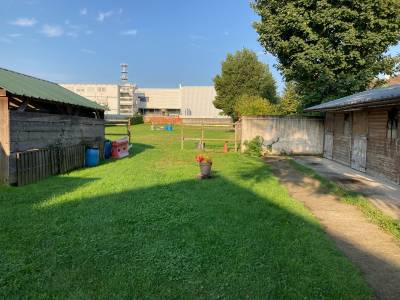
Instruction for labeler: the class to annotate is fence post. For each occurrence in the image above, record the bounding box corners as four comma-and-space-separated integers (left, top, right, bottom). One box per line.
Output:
127, 118, 131, 144
234, 123, 237, 152
201, 123, 204, 150
181, 125, 184, 150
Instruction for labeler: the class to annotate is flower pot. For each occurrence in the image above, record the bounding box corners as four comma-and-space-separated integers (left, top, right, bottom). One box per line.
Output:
199, 162, 212, 178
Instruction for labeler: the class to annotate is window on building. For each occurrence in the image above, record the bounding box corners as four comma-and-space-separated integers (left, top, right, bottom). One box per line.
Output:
167, 109, 181, 116
138, 96, 148, 102
387, 109, 398, 140
76, 88, 85, 93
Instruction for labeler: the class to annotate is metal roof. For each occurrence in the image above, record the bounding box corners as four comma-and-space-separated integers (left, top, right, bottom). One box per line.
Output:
0, 67, 104, 110
305, 84, 400, 112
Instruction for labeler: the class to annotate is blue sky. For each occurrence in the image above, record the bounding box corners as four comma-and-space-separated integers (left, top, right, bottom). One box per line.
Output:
0, 0, 399, 94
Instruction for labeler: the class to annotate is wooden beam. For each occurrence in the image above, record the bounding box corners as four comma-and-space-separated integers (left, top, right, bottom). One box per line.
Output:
17, 100, 29, 112
0, 88, 6, 97
0, 94, 10, 185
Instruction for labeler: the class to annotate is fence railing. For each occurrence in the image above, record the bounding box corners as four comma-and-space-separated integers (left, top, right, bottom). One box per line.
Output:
16, 145, 86, 186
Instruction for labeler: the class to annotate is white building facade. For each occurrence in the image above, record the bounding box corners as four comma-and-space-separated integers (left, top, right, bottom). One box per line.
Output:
137, 85, 225, 119
60, 83, 136, 118
61, 83, 226, 119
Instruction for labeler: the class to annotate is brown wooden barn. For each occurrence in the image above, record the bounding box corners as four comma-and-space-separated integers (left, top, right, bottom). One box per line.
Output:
0, 68, 105, 186
305, 85, 400, 184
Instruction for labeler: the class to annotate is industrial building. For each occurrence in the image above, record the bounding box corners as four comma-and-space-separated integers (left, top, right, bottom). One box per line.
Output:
136, 85, 224, 119
60, 83, 136, 118
61, 64, 226, 120
61, 64, 136, 118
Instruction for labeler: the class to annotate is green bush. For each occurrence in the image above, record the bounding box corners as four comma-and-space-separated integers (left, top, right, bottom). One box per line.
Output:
130, 114, 144, 125
244, 136, 264, 157
235, 94, 278, 117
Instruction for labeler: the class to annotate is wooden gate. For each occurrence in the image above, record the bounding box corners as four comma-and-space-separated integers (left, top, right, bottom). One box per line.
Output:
351, 111, 368, 172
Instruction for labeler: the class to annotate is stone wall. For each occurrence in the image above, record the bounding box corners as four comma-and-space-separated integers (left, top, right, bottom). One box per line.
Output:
240, 116, 324, 155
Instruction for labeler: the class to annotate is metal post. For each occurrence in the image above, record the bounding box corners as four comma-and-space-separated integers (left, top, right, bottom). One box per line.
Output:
181, 125, 184, 150
234, 123, 237, 152
201, 123, 204, 150
127, 118, 131, 144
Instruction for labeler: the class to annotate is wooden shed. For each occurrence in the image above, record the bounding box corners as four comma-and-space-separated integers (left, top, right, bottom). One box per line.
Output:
0, 68, 105, 186
305, 85, 400, 184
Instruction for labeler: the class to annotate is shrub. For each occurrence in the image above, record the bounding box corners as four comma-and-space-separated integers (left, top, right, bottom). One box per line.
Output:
244, 136, 264, 157
130, 114, 144, 125
235, 94, 278, 117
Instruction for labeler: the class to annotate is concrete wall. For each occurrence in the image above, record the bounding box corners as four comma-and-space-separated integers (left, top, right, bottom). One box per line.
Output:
240, 116, 324, 155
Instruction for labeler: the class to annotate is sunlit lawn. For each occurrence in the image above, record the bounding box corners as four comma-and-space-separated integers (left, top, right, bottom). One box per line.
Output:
0, 124, 371, 299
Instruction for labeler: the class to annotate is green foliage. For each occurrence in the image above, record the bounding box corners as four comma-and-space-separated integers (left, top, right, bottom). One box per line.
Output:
130, 113, 144, 125
253, 0, 400, 106
213, 49, 277, 120
244, 136, 264, 157
277, 82, 301, 115
234, 94, 278, 117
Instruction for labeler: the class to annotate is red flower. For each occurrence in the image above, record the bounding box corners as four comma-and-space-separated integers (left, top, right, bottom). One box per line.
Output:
195, 154, 212, 163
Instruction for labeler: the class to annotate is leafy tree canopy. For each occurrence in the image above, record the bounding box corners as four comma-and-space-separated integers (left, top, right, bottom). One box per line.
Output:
234, 94, 278, 117
252, 0, 400, 106
213, 49, 277, 119
278, 82, 301, 115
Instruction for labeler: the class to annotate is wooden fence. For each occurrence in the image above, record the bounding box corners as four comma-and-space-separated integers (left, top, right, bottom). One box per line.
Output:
16, 144, 85, 186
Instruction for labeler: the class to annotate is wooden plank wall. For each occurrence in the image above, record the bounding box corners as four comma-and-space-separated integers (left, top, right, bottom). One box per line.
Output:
366, 109, 399, 183
8, 111, 105, 184
330, 108, 400, 184
323, 112, 334, 159
332, 113, 351, 165
16, 145, 85, 186
0, 90, 10, 185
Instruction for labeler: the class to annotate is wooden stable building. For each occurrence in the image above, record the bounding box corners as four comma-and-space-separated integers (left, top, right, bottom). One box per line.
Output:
0, 68, 105, 186
306, 85, 400, 184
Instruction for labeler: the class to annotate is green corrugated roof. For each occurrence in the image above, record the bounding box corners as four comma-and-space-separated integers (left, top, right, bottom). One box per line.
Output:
0, 67, 104, 110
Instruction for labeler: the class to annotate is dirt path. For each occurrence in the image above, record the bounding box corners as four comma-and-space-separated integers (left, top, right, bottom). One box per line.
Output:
266, 157, 400, 300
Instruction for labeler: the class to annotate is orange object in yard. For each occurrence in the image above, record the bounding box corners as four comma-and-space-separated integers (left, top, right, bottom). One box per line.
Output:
112, 138, 129, 158
224, 141, 229, 153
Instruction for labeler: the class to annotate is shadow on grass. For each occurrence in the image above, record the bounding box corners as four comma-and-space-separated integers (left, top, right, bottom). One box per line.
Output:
0, 171, 380, 299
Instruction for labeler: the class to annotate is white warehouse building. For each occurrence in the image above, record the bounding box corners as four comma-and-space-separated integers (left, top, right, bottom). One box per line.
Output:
60, 83, 136, 118
136, 85, 223, 118
61, 83, 227, 120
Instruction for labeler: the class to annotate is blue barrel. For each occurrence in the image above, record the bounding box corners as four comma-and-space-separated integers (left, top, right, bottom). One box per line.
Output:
104, 141, 112, 159
166, 124, 173, 131
85, 147, 99, 167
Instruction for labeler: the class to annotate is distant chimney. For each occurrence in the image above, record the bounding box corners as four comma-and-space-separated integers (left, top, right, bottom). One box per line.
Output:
120, 63, 128, 83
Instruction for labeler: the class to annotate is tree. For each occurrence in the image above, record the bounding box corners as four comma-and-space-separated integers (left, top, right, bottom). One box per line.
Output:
234, 94, 278, 117
213, 49, 277, 119
278, 82, 301, 115
252, 0, 400, 106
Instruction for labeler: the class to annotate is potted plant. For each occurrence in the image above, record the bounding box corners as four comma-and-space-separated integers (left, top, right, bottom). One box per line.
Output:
196, 154, 213, 178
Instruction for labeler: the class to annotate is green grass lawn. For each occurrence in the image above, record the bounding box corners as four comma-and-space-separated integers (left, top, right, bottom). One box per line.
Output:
0, 124, 371, 299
